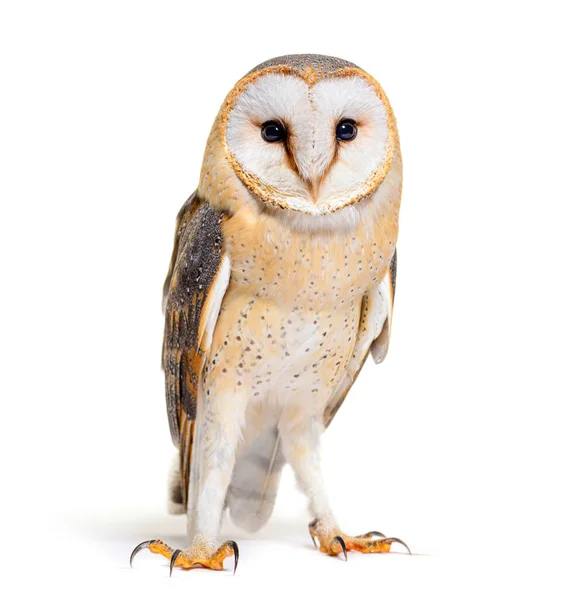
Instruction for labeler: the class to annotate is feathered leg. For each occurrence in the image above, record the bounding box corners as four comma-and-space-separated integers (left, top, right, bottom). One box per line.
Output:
278, 407, 410, 558
132, 392, 247, 574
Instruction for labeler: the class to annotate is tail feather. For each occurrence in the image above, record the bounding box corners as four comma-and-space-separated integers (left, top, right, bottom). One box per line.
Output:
226, 427, 286, 532
167, 453, 186, 515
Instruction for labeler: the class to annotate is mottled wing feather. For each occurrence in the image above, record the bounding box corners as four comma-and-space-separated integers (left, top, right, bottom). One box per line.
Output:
324, 250, 397, 427
162, 195, 229, 507
162, 192, 198, 312
391, 249, 397, 292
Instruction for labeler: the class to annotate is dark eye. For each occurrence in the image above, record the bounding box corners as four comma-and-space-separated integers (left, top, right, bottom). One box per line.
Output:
261, 121, 286, 143
336, 119, 358, 141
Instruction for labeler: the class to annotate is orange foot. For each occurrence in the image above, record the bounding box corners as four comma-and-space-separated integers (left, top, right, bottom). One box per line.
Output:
130, 538, 239, 575
308, 518, 411, 559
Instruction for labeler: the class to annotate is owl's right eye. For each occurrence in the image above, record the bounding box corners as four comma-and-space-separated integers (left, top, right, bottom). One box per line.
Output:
261, 121, 286, 143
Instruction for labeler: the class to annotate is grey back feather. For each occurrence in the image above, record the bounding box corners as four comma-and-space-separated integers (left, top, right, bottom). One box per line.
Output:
248, 54, 359, 76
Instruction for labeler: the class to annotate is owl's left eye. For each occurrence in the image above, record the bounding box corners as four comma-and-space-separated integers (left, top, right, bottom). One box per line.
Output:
336, 119, 358, 141
261, 121, 286, 143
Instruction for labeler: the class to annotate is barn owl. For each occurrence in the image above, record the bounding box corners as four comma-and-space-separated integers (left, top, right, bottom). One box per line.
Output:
131, 54, 408, 574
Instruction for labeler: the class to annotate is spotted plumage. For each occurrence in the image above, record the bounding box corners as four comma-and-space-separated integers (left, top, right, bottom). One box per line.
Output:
132, 54, 407, 573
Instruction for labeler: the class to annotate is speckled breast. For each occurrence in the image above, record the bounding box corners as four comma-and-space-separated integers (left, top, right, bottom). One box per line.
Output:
201, 206, 393, 404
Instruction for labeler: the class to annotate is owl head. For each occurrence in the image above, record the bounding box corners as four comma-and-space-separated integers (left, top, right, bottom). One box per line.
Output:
203, 55, 399, 218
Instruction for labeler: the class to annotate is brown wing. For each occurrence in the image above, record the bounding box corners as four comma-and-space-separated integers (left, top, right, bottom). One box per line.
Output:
323, 250, 397, 427
162, 192, 198, 312
162, 194, 230, 507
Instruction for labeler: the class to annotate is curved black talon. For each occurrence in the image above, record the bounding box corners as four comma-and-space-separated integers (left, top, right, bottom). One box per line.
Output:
130, 540, 157, 567
226, 540, 240, 575
308, 519, 318, 548
169, 549, 182, 577
383, 537, 412, 555
332, 535, 347, 561
358, 530, 386, 539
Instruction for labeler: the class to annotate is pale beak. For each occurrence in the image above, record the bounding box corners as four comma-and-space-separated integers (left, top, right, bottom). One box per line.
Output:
307, 175, 322, 204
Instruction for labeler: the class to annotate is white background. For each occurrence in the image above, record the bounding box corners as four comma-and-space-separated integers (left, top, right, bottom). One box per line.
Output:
1, 1, 570, 598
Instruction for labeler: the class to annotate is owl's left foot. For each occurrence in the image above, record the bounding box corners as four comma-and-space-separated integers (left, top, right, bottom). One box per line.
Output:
308, 518, 411, 558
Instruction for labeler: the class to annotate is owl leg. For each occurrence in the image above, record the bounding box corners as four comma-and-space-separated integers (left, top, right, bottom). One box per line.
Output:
278, 410, 340, 553
131, 392, 246, 575
278, 409, 410, 558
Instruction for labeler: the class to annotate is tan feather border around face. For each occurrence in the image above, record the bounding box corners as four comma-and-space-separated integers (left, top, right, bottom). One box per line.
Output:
219, 65, 397, 215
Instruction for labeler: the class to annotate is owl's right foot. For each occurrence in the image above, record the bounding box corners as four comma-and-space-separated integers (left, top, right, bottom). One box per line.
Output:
130, 538, 239, 575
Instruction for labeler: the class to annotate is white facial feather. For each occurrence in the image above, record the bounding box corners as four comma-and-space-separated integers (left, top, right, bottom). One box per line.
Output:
225, 73, 392, 215
312, 77, 389, 199
226, 74, 311, 199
